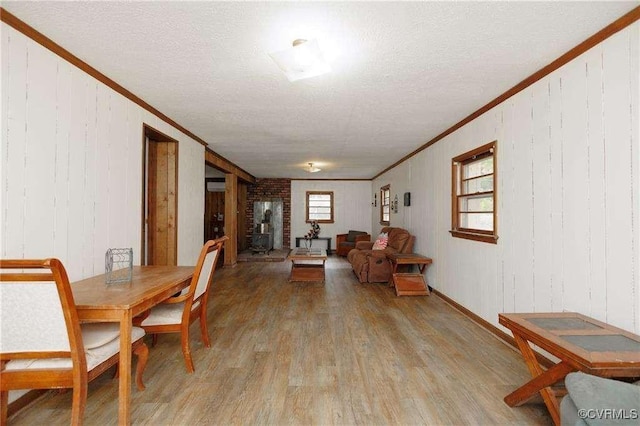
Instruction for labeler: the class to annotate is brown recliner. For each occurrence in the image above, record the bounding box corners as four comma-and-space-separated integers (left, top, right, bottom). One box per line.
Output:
346, 226, 415, 283
336, 230, 371, 256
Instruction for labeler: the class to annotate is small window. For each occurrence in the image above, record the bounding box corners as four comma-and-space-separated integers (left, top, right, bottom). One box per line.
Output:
306, 191, 334, 223
451, 141, 498, 244
380, 185, 390, 225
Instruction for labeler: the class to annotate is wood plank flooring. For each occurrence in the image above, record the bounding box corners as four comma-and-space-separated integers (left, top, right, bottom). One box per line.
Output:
7, 257, 552, 425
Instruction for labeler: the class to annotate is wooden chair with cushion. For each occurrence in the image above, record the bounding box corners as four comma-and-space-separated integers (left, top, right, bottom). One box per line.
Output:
133, 236, 227, 373
0, 258, 148, 425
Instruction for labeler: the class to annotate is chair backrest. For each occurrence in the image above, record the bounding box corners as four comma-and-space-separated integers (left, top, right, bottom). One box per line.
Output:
0, 258, 86, 371
380, 227, 413, 252
189, 237, 228, 303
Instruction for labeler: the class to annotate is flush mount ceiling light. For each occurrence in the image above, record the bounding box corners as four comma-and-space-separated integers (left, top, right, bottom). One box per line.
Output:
307, 162, 322, 173
269, 39, 331, 82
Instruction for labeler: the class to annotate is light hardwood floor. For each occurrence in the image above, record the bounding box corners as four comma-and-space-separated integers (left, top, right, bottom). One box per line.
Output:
8, 257, 551, 425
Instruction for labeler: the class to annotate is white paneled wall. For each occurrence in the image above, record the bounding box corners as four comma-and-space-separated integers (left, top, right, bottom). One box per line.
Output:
373, 23, 640, 334
291, 180, 372, 250
0, 23, 205, 282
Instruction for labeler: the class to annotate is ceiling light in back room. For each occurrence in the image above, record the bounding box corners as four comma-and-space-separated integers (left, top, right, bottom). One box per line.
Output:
269, 39, 331, 82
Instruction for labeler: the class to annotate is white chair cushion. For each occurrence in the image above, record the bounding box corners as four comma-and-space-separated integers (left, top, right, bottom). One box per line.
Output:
81, 323, 120, 349
4, 326, 145, 372
0, 282, 71, 353
139, 300, 200, 326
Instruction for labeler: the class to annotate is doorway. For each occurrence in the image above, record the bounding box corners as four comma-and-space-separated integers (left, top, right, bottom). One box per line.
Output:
141, 124, 178, 266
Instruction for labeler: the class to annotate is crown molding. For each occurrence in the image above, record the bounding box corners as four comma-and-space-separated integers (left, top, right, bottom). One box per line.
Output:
0, 7, 256, 183
372, 6, 640, 180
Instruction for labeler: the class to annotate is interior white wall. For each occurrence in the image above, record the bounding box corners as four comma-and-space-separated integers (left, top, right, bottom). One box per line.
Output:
373, 23, 640, 334
0, 22, 205, 278
0, 23, 205, 405
291, 180, 372, 250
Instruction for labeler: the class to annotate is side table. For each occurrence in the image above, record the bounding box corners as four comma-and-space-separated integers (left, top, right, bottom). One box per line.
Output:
499, 312, 640, 425
388, 253, 433, 296
295, 237, 332, 254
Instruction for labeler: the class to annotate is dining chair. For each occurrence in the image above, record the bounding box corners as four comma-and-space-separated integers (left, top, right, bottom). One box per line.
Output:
0, 258, 149, 425
134, 236, 227, 373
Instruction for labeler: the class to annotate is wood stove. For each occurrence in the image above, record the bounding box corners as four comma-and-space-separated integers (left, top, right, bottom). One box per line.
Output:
251, 231, 274, 254
250, 205, 276, 254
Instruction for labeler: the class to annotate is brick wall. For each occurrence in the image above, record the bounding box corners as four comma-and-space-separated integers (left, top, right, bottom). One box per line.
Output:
246, 178, 291, 249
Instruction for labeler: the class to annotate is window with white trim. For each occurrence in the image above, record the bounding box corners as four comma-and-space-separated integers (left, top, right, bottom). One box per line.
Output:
306, 191, 334, 223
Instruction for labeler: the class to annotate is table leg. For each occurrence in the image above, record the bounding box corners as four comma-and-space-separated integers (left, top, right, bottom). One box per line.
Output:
506, 334, 573, 426
118, 310, 133, 425
389, 262, 399, 287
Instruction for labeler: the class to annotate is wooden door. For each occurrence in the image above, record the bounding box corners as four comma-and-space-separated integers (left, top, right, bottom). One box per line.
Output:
204, 185, 225, 242
144, 133, 178, 266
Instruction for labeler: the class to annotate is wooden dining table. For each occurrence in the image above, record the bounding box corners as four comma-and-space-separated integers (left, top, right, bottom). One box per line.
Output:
71, 265, 194, 425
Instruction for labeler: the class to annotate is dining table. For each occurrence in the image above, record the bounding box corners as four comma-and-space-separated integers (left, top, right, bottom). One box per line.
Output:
71, 265, 194, 425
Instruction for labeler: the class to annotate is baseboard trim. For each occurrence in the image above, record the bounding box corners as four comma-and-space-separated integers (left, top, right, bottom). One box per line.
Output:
432, 289, 555, 368
7, 390, 47, 418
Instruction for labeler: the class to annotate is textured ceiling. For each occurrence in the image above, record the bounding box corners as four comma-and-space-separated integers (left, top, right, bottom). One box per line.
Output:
3, 1, 637, 179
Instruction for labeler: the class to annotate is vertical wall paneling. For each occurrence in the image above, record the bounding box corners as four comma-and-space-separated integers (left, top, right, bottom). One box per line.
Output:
107, 93, 129, 250
126, 105, 143, 265
631, 25, 640, 333
548, 71, 565, 312
602, 30, 635, 331
2, 22, 205, 279
1, 27, 9, 255
177, 135, 204, 266
561, 58, 590, 313
512, 90, 535, 313
65, 66, 88, 281
531, 79, 553, 312
585, 46, 607, 319
373, 22, 640, 334
500, 102, 516, 314
23, 43, 56, 259
2, 30, 28, 258
81, 80, 98, 277
52, 57, 71, 261
493, 107, 506, 317
92, 85, 110, 273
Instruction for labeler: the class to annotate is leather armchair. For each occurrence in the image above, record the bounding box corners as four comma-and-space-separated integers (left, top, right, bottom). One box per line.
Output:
336, 230, 371, 256
347, 226, 415, 283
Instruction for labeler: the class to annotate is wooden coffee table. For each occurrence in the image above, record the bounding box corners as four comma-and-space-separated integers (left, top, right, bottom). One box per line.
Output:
499, 312, 640, 426
388, 253, 433, 296
287, 247, 327, 282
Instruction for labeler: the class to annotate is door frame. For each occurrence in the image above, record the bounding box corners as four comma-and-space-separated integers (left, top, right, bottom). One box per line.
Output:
141, 124, 179, 265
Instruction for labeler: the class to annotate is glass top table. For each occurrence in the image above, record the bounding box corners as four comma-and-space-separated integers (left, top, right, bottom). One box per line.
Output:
498, 312, 640, 426
287, 248, 327, 282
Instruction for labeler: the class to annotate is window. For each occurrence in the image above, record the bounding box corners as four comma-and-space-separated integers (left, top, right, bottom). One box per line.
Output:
306, 191, 334, 223
380, 185, 390, 225
451, 141, 498, 243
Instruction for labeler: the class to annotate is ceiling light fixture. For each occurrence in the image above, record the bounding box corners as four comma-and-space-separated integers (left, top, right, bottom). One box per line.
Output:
307, 162, 321, 173
269, 39, 331, 82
